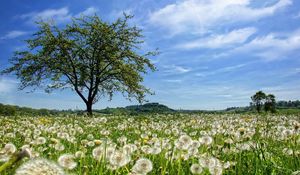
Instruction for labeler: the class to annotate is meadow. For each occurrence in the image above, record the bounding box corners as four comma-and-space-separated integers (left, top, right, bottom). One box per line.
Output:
0, 114, 299, 175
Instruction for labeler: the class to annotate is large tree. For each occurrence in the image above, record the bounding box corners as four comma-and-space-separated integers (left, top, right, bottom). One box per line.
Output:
251, 91, 266, 113
264, 94, 276, 113
2, 14, 157, 115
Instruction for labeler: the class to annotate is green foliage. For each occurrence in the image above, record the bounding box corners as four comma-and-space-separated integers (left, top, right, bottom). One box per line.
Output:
0, 114, 299, 174
0, 104, 16, 116
251, 91, 276, 113
277, 100, 300, 108
2, 14, 157, 115
251, 91, 266, 113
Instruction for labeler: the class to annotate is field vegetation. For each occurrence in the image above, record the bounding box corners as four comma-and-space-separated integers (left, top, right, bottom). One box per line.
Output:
0, 114, 299, 174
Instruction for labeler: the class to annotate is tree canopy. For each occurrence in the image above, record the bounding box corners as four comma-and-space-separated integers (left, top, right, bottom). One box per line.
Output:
2, 14, 157, 115
251, 91, 276, 113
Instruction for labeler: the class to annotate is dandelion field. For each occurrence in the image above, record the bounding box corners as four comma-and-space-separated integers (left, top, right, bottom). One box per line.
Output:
0, 114, 299, 175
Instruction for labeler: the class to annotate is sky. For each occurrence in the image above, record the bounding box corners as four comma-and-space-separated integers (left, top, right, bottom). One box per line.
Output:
0, 0, 300, 110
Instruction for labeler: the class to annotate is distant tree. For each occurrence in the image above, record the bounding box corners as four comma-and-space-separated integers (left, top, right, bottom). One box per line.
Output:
264, 94, 276, 113
0, 104, 16, 116
2, 14, 157, 115
251, 91, 266, 113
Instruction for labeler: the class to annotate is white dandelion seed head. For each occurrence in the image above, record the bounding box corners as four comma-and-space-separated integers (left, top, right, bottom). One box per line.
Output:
190, 164, 203, 174
75, 151, 85, 158
109, 150, 131, 168
199, 136, 213, 146
54, 143, 65, 151
179, 135, 192, 148
209, 165, 223, 175
132, 158, 153, 174
57, 154, 77, 170
2, 143, 16, 154
15, 158, 65, 175
92, 146, 105, 160
35, 137, 47, 145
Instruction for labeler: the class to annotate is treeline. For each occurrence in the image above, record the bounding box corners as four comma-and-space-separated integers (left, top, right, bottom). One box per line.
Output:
276, 100, 300, 108
0, 102, 176, 116
0, 103, 68, 116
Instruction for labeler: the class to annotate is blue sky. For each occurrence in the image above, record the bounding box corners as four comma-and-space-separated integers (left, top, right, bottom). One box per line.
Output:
0, 0, 300, 110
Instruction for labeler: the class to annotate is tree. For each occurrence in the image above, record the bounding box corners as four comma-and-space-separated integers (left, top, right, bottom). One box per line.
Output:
2, 14, 157, 115
264, 94, 276, 113
251, 91, 266, 113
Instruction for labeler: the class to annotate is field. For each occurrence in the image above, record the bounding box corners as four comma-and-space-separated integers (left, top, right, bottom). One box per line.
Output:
0, 114, 299, 175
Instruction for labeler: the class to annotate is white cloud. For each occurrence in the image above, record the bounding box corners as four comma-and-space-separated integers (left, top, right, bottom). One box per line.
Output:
163, 65, 191, 74
227, 29, 300, 60
164, 79, 182, 83
149, 0, 292, 35
177, 27, 256, 49
0, 30, 27, 40
0, 78, 18, 94
21, 7, 71, 24
75, 7, 98, 17
195, 63, 247, 77
21, 7, 98, 24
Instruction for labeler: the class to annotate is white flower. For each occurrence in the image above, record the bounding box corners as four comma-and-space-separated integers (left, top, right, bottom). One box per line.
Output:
199, 136, 213, 146
209, 165, 223, 175
132, 158, 153, 174
178, 135, 192, 149
75, 151, 85, 158
57, 154, 77, 170
1, 143, 16, 154
190, 164, 203, 174
35, 137, 47, 145
109, 150, 131, 168
15, 158, 65, 175
92, 146, 104, 160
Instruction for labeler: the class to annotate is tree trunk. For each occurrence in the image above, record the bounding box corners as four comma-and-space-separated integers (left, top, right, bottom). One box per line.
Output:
86, 102, 93, 116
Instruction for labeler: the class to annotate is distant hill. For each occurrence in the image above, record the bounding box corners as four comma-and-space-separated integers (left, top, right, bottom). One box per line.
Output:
1, 100, 300, 116
125, 103, 174, 113
96, 103, 175, 115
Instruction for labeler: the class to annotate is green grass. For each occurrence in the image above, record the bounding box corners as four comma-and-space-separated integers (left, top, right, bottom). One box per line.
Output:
0, 114, 299, 175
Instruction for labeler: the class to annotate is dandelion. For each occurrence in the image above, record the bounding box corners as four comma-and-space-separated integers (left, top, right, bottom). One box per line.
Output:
92, 146, 104, 160
1, 143, 16, 154
209, 165, 223, 175
15, 158, 65, 175
109, 150, 130, 168
141, 145, 153, 154
54, 143, 65, 151
75, 151, 85, 159
223, 161, 231, 169
199, 136, 213, 146
178, 135, 192, 149
57, 154, 77, 170
132, 158, 153, 174
190, 164, 202, 174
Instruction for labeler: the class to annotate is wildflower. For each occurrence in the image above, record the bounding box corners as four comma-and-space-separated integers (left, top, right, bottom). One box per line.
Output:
109, 150, 131, 168
190, 164, 203, 174
199, 136, 213, 146
141, 145, 153, 154
94, 139, 102, 145
223, 161, 231, 169
54, 143, 65, 151
179, 135, 192, 149
92, 146, 104, 160
57, 154, 77, 170
35, 137, 47, 145
132, 158, 153, 174
1, 143, 16, 154
209, 165, 223, 175
75, 151, 85, 158
15, 158, 65, 175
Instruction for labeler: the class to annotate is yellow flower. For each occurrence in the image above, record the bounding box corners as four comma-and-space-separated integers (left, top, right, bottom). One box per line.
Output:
94, 140, 102, 145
